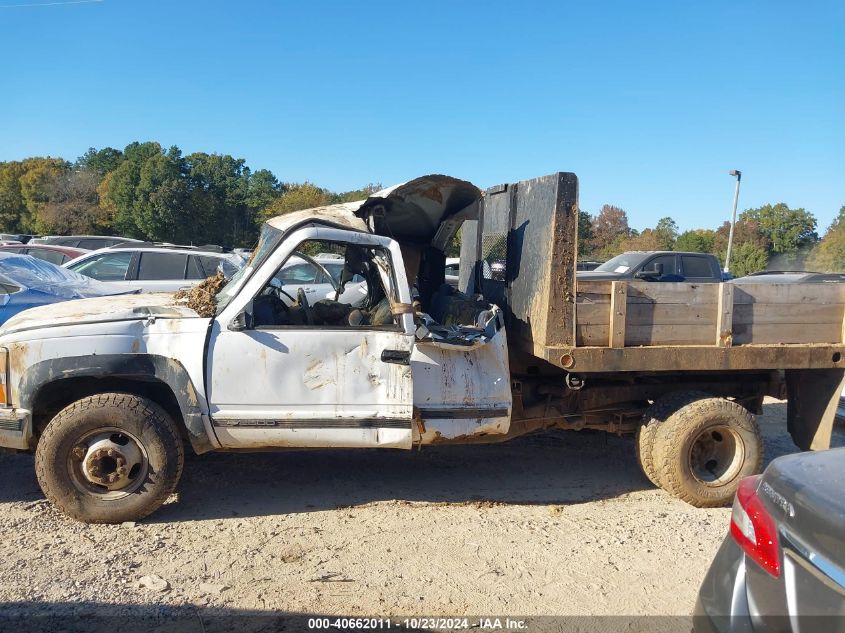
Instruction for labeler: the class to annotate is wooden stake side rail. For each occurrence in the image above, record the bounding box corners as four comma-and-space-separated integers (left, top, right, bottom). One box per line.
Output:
539, 281, 845, 373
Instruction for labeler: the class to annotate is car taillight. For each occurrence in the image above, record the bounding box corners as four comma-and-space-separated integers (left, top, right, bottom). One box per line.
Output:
730, 475, 781, 577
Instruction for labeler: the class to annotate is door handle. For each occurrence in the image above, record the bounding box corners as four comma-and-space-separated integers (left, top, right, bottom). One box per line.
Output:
381, 349, 411, 365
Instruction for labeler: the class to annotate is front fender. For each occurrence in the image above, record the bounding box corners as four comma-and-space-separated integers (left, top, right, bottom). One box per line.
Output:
19, 354, 217, 454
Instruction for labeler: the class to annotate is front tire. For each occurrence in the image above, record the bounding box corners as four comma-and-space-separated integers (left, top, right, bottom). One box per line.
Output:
35, 393, 184, 524
652, 397, 762, 507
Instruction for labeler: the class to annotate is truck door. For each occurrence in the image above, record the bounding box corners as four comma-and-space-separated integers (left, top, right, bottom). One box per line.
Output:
206, 226, 416, 449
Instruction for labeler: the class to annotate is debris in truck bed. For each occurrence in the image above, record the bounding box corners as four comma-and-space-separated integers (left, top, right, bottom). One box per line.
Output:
173, 271, 225, 317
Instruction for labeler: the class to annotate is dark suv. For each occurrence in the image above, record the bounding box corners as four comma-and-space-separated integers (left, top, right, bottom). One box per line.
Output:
577, 251, 724, 283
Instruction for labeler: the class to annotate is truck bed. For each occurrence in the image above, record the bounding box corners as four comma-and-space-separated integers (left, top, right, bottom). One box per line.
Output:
461, 172, 845, 374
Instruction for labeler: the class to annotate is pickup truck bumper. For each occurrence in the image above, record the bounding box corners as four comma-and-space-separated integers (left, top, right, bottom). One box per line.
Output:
0, 408, 32, 450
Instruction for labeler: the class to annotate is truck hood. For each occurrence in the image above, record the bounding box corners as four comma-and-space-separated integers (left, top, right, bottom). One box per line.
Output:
0, 292, 198, 335
576, 270, 624, 281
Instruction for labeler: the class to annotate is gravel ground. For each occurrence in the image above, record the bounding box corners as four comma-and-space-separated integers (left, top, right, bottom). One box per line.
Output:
0, 399, 842, 628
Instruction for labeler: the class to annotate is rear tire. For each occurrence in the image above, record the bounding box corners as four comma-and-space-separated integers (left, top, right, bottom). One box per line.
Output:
35, 393, 184, 524
652, 397, 762, 507
637, 391, 709, 488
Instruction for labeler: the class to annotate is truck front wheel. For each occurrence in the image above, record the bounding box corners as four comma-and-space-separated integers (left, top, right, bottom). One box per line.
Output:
35, 393, 184, 524
652, 397, 762, 507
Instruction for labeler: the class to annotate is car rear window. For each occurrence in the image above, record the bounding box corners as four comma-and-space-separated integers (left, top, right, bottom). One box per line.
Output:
137, 252, 189, 280
26, 249, 65, 266
187, 255, 223, 279
69, 251, 133, 281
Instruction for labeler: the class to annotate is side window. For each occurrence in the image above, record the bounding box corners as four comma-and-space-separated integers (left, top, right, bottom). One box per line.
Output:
253, 240, 393, 329
137, 252, 189, 280
682, 255, 714, 278
76, 239, 107, 250
68, 252, 133, 281
27, 249, 65, 265
645, 254, 676, 275
277, 262, 320, 285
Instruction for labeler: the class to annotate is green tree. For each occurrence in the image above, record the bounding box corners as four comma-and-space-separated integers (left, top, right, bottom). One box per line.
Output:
654, 216, 678, 250
740, 203, 818, 255
75, 147, 124, 176
334, 183, 382, 203
730, 243, 769, 277
578, 210, 593, 257
676, 229, 716, 253
0, 161, 29, 232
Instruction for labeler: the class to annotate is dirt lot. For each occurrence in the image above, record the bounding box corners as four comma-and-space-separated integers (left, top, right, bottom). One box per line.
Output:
0, 399, 842, 627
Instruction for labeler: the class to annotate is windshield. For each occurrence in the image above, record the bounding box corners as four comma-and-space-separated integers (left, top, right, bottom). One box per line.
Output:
215, 224, 283, 313
594, 252, 650, 273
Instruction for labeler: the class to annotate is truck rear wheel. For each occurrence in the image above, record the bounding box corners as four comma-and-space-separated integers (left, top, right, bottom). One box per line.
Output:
636, 391, 709, 487
652, 397, 762, 507
35, 393, 184, 524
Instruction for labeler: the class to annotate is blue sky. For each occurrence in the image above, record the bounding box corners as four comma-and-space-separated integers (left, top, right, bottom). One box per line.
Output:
1, 0, 843, 232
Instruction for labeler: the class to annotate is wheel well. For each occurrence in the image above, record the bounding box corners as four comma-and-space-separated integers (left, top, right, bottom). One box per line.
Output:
31, 377, 188, 444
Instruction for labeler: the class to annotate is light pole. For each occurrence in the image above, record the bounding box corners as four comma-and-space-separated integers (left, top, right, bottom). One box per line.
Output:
724, 169, 742, 274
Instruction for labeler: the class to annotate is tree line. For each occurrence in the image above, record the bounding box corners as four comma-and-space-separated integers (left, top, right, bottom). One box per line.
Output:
579, 202, 845, 276
3, 144, 844, 275
0, 142, 379, 248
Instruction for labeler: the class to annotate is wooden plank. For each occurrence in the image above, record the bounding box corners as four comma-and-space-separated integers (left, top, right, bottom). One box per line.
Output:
626, 304, 717, 327
576, 324, 714, 346
626, 325, 713, 346
733, 303, 845, 325
544, 344, 845, 373
576, 325, 609, 346
626, 282, 719, 305
576, 303, 610, 326
609, 281, 627, 348
732, 323, 843, 345
732, 283, 845, 305
716, 283, 734, 347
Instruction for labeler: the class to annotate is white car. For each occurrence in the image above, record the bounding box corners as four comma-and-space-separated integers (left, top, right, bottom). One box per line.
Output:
445, 257, 460, 288
275, 253, 368, 307
64, 246, 245, 293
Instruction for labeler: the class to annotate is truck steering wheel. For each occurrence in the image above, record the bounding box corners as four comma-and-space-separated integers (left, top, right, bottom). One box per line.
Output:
297, 288, 315, 325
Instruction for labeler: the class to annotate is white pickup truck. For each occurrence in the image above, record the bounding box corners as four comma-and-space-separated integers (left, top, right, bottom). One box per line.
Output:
0, 172, 842, 523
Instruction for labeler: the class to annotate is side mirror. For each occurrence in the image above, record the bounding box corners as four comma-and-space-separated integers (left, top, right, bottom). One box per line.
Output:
228, 311, 253, 331
636, 262, 664, 279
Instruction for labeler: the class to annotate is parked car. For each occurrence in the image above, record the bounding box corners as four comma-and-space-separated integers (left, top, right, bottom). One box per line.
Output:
731, 271, 845, 284
695, 448, 845, 633
0, 253, 133, 326
0, 234, 36, 244
272, 252, 368, 307
0, 244, 89, 266
577, 260, 602, 271
29, 235, 141, 249
577, 251, 723, 282
64, 246, 246, 293
445, 257, 460, 288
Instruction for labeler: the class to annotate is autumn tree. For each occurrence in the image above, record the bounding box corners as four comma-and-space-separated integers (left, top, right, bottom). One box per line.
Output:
807, 205, 845, 272
590, 204, 631, 256
260, 183, 334, 220
36, 169, 108, 234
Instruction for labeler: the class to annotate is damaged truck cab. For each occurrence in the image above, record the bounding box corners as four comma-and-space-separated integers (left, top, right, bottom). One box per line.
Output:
0, 172, 842, 524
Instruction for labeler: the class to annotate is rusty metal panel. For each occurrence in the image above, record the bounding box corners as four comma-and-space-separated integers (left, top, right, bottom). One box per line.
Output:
474, 173, 578, 353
